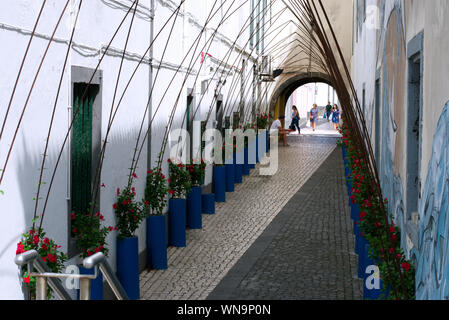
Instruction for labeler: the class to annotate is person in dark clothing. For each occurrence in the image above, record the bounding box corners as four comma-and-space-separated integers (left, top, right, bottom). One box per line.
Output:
289, 105, 301, 134
326, 102, 332, 122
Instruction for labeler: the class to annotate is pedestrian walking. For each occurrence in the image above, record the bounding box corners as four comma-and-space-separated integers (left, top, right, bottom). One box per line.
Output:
332, 104, 341, 131
326, 101, 332, 122
289, 105, 301, 134
310, 104, 319, 132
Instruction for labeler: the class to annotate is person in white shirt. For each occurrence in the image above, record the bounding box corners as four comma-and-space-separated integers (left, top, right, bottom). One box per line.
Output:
270, 115, 292, 146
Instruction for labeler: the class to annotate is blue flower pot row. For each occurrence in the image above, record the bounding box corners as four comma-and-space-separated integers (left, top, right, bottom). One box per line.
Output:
342, 145, 389, 300
113, 134, 270, 301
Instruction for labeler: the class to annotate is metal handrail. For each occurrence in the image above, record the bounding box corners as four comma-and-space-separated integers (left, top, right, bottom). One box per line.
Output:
15, 250, 72, 300
15, 250, 128, 300
83, 252, 129, 300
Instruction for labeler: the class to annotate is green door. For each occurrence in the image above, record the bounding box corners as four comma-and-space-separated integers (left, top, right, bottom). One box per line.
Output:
71, 83, 98, 215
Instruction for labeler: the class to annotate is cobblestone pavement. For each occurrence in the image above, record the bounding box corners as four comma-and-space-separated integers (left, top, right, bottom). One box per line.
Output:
208, 146, 362, 300
140, 135, 352, 300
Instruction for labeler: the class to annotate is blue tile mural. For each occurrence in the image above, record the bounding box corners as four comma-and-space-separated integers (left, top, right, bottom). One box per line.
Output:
416, 103, 449, 300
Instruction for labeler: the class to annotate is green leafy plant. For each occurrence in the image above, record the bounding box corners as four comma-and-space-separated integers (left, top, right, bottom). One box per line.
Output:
186, 159, 206, 187
17, 220, 67, 299
256, 113, 269, 130
168, 159, 191, 199
71, 207, 112, 258
144, 168, 169, 216
114, 181, 146, 240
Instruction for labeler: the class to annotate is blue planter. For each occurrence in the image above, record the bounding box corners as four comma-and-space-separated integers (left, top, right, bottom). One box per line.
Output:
256, 134, 259, 163
147, 215, 168, 270
78, 266, 103, 300
187, 186, 202, 229
266, 130, 270, 152
243, 147, 250, 175
169, 198, 186, 247
234, 152, 243, 184
117, 237, 140, 300
213, 166, 226, 202
202, 194, 215, 215
225, 164, 235, 192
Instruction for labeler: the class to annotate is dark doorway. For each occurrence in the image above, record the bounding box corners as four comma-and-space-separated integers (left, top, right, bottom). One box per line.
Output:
375, 78, 381, 170
406, 52, 422, 222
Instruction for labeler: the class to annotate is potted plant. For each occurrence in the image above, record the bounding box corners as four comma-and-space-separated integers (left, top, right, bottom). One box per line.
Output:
144, 168, 169, 270
113, 179, 146, 300
186, 160, 206, 229
71, 207, 112, 300
17, 220, 67, 300
168, 159, 191, 247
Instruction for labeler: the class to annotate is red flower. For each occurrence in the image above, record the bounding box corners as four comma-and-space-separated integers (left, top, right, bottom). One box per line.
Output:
117, 188, 121, 196
122, 200, 128, 206
71, 213, 75, 220
108, 226, 115, 232
113, 203, 118, 210
41, 255, 47, 262
41, 244, 47, 251
101, 183, 106, 188
29, 229, 35, 235
401, 262, 411, 272
23, 276, 30, 284
16, 242, 25, 255
167, 159, 171, 163
147, 170, 153, 174
389, 248, 395, 254
73, 227, 77, 234
169, 190, 175, 195
132, 173, 138, 179
390, 226, 396, 234
359, 211, 367, 219
144, 200, 149, 206
133, 216, 137, 221
33, 236, 39, 245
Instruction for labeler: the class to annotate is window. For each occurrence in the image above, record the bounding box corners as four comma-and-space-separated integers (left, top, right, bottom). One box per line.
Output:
406, 32, 424, 224
69, 66, 102, 257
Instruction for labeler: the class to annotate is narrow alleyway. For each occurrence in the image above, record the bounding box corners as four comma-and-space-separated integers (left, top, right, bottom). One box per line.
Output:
140, 135, 360, 300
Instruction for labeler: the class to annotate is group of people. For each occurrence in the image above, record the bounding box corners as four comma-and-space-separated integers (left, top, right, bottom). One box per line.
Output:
270, 102, 341, 146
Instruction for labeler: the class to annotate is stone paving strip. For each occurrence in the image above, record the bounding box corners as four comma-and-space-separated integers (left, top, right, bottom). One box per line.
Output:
140, 136, 337, 300
208, 146, 362, 300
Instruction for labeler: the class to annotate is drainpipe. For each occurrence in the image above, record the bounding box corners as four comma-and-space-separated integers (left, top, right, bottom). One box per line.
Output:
148, 0, 154, 169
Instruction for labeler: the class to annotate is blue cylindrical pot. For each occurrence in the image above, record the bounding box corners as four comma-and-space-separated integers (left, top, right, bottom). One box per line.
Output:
78, 266, 103, 300
169, 198, 186, 247
117, 237, 140, 300
147, 215, 168, 270
187, 186, 202, 229
243, 147, 250, 175
213, 166, 226, 202
202, 194, 215, 214
256, 134, 260, 163
225, 164, 235, 192
266, 130, 270, 152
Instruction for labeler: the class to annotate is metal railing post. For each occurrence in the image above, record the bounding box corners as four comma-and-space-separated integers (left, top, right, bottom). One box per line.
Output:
36, 277, 48, 300
79, 278, 91, 300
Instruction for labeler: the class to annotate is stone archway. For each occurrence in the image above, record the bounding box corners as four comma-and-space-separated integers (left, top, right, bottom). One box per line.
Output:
268, 72, 334, 121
